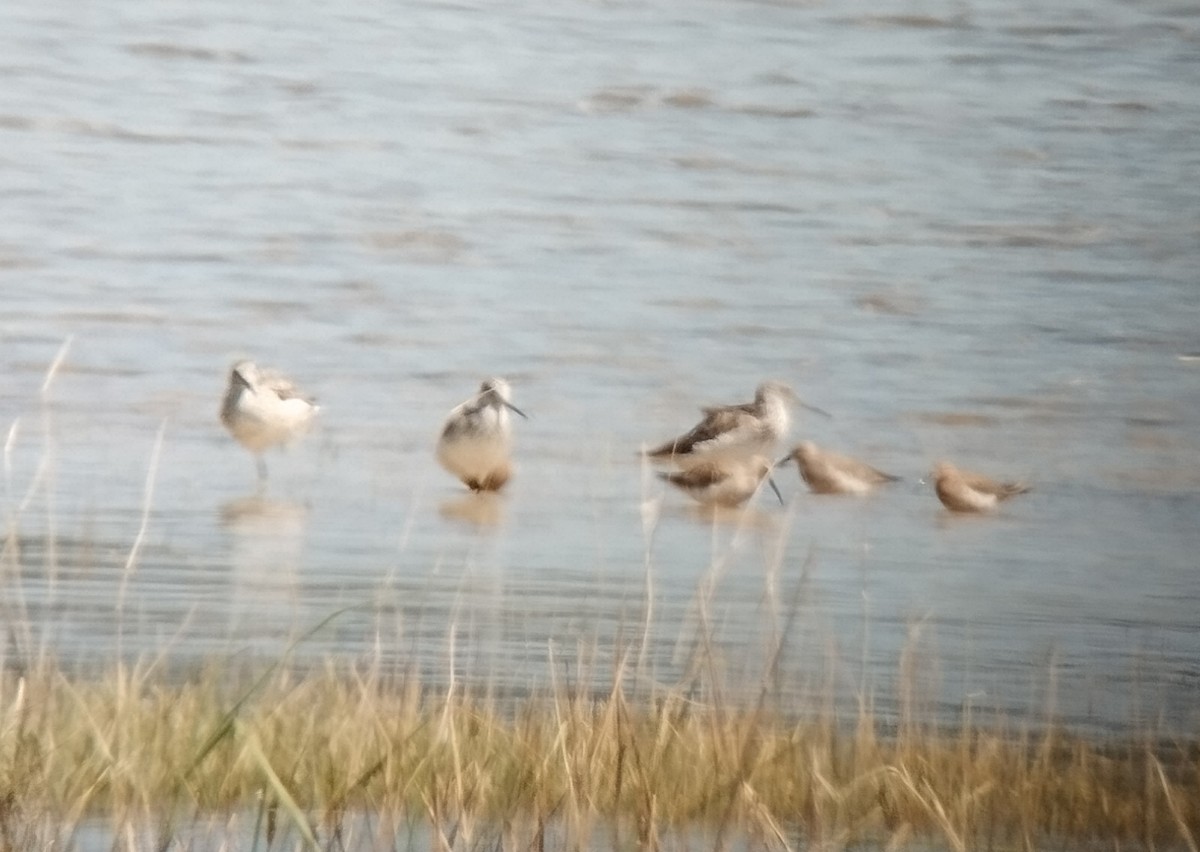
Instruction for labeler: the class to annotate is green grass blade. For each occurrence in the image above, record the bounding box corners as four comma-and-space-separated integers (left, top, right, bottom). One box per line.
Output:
238, 721, 319, 850
184, 605, 360, 779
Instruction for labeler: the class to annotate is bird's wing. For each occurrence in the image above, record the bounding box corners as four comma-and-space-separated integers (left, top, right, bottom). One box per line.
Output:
700, 401, 755, 418
833, 452, 900, 483
961, 470, 1025, 496
658, 464, 727, 488
259, 370, 315, 404
440, 400, 481, 439
671, 408, 750, 453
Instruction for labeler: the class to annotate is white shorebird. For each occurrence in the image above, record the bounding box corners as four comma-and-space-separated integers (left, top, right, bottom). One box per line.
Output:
220, 360, 319, 484
645, 381, 828, 469
778, 440, 900, 495
437, 377, 526, 492
658, 456, 783, 508
932, 461, 1030, 513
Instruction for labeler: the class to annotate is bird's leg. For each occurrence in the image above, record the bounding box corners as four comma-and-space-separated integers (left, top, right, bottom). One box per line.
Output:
256, 455, 269, 488
767, 476, 784, 505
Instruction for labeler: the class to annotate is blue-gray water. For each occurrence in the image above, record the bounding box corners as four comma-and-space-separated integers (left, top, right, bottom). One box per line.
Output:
2, 0, 1198, 734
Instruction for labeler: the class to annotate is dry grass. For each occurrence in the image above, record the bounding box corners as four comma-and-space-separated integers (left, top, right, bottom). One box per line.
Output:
0, 647, 1195, 852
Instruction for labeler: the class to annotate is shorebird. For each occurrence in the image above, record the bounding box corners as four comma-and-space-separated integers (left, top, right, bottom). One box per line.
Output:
220, 360, 319, 484
932, 461, 1030, 513
658, 456, 783, 508
437, 377, 526, 492
778, 440, 900, 495
645, 381, 828, 469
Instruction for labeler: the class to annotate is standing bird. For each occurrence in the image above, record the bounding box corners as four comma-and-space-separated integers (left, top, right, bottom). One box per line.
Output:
645, 381, 828, 469
932, 461, 1030, 513
437, 378, 526, 492
220, 360, 319, 485
658, 456, 783, 508
778, 440, 900, 495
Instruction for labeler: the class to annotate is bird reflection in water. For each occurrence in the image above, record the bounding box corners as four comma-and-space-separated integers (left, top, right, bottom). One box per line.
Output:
438, 491, 506, 528
681, 502, 782, 530
219, 496, 309, 642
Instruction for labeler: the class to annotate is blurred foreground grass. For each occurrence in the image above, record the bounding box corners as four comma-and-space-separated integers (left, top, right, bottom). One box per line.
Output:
0, 650, 1195, 852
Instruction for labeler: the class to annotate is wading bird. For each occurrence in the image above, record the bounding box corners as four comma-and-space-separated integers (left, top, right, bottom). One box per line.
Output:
932, 460, 1030, 513
658, 456, 783, 508
437, 377, 526, 492
220, 360, 319, 485
778, 440, 900, 495
645, 381, 828, 468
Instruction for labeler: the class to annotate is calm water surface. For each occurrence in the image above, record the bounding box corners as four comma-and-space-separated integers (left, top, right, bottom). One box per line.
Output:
2, 0, 1198, 732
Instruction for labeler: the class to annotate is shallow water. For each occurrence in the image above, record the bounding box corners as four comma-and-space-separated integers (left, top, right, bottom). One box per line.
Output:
1, 0, 1198, 733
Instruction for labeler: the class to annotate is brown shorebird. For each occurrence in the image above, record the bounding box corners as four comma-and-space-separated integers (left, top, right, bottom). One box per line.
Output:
645, 381, 828, 468
220, 360, 319, 484
778, 440, 900, 495
658, 456, 783, 508
932, 461, 1030, 513
437, 378, 527, 492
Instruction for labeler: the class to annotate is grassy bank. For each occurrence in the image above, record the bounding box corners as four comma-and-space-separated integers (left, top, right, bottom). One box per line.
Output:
0, 652, 1196, 852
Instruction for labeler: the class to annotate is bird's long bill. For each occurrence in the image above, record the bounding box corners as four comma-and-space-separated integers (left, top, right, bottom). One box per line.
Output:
504, 401, 528, 419
775, 453, 794, 468
781, 385, 832, 418
799, 399, 832, 418
767, 476, 784, 505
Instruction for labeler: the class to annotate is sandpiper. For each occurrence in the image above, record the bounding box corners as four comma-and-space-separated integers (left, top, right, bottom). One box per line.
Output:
932, 461, 1030, 513
220, 360, 319, 484
658, 456, 783, 508
645, 381, 828, 468
778, 440, 900, 495
437, 377, 526, 492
